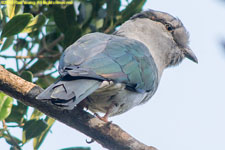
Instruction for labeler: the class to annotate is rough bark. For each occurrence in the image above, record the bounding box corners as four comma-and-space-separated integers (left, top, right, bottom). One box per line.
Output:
0, 65, 157, 150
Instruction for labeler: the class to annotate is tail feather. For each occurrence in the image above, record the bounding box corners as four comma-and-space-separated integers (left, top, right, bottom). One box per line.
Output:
36, 79, 101, 110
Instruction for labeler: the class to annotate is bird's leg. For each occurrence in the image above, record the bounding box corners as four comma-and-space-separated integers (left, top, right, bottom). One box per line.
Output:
94, 111, 109, 123
94, 113, 108, 122
94, 102, 117, 122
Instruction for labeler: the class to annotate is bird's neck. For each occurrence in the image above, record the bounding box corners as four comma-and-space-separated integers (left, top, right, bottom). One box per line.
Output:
115, 18, 173, 78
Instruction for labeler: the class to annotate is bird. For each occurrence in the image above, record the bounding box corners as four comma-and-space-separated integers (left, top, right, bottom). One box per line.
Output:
36, 9, 198, 122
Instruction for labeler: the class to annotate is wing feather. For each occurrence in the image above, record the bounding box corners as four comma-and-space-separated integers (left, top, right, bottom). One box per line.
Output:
59, 32, 158, 92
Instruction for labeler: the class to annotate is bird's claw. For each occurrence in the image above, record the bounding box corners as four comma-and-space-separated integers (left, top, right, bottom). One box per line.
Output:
94, 113, 109, 122
86, 138, 95, 144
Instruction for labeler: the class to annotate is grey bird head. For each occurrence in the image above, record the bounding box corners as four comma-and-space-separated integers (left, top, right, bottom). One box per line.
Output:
130, 9, 198, 67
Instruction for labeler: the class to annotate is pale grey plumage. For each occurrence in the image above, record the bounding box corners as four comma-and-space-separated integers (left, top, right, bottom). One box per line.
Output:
36, 9, 197, 120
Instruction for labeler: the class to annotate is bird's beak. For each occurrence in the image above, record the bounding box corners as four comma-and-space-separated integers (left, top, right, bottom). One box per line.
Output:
184, 48, 198, 63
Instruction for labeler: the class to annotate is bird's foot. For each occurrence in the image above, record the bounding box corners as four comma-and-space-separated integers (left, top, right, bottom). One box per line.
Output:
94, 113, 109, 122
86, 138, 95, 144
94, 102, 117, 122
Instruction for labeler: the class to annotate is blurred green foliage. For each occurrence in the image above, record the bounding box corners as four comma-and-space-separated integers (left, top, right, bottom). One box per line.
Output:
0, 0, 146, 149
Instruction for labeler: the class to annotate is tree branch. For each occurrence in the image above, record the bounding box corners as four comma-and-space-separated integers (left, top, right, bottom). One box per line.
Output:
0, 53, 61, 59
0, 65, 157, 150
2, 120, 21, 150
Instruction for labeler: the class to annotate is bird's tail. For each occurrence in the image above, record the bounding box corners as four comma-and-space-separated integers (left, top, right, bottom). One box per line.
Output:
36, 78, 101, 110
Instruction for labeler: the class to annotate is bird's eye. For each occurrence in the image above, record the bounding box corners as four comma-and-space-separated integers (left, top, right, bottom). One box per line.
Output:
165, 23, 173, 31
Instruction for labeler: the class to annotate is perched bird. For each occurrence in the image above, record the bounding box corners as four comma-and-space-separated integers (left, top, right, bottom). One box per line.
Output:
36, 9, 198, 122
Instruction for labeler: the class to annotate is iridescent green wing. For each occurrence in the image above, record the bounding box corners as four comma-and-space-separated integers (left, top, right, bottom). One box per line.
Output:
60, 33, 158, 92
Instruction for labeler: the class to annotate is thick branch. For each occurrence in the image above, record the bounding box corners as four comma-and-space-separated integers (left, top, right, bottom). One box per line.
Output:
0, 65, 157, 150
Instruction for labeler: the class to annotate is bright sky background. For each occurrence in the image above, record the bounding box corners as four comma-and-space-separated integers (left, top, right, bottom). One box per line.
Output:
1, 0, 225, 150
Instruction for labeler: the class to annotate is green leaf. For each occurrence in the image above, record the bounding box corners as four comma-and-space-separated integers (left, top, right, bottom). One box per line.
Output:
33, 117, 55, 150
106, 0, 120, 17
13, 38, 28, 52
53, 5, 77, 33
91, 18, 104, 31
5, 101, 27, 123
0, 8, 3, 20
50, 5, 79, 46
1, 13, 33, 38
64, 25, 82, 47
21, 14, 46, 33
30, 109, 43, 120
22, 119, 48, 144
101, 0, 120, 31
6, 68, 18, 75
28, 30, 40, 38
0, 92, 13, 121
3, 133, 22, 146
1, 36, 14, 51
6, 0, 16, 19
0, 129, 5, 137
45, 17, 56, 33
65, 5, 77, 26
36, 75, 56, 89
120, 0, 146, 21
78, 2, 93, 26
53, 6, 68, 33
20, 71, 33, 82
7, 0, 22, 19
59, 147, 90, 150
